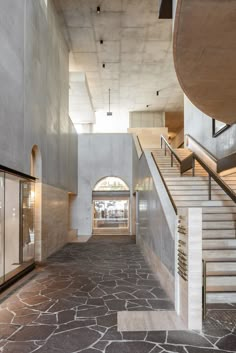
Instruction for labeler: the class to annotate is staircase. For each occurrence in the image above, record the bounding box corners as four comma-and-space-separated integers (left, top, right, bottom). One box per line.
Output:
152, 147, 236, 304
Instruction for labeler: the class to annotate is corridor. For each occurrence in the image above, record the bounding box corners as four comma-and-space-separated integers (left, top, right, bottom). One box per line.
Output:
0, 236, 236, 353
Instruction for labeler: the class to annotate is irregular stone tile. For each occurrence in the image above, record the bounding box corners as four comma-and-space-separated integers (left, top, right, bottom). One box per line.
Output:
106, 300, 126, 311
90, 325, 107, 333
48, 299, 80, 312
115, 292, 136, 300
148, 347, 162, 353
34, 327, 101, 353
216, 334, 236, 351
122, 331, 147, 340
167, 331, 213, 347
137, 279, 161, 287
87, 299, 104, 306
93, 340, 109, 350
151, 288, 168, 299
160, 344, 186, 352
105, 341, 155, 353
56, 319, 95, 333
103, 295, 117, 301
35, 313, 57, 325
13, 313, 39, 325
77, 306, 108, 318
146, 331, 166, 343
202, 326, 230, 337
0, 310, 14, 324
133, 290, 156, 299
102, 326, 122, 341
80, 350, 102, 353
128, 299, 150, 307
148, 299, 174, 310
58, 310, 75, 324
10, 325, 56, 341
186, 347, 232, 353
90, 287, 106, 298
113, 286, 136, 294
97, 314, 117, 327
2, 341, 39, 353
21, 295, 49, 306
0, 324, 20, 340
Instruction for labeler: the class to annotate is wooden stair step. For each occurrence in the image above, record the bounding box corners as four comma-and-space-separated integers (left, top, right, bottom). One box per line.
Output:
203, 229, 236, 239
203, 239, 236, 249
206, 262, 236, 276
206, 292, 236, 303
203, 249, 236, 260
203, 213, 236, 221
202, 221, 236, 230
206, 276, 236, 292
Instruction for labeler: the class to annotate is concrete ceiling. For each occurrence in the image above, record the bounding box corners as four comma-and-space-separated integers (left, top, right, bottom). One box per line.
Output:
53, 0, 184, 125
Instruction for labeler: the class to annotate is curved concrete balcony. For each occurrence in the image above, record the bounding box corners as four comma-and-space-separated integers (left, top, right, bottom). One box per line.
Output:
173, 0, 236, 124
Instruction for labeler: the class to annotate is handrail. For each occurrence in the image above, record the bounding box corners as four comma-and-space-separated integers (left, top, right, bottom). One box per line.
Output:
160, 135, 236, 204
151, 152, 177, 214
186, 134, 236, 173
185, 134, 217, 162
161, 135, 182, 165
192, 154, 236, 203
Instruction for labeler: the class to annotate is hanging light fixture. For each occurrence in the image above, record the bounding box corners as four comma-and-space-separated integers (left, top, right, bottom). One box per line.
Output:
107, 88, 112, 116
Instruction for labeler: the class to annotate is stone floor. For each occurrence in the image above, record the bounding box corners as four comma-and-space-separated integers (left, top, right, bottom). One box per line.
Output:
0, 235, 236, 353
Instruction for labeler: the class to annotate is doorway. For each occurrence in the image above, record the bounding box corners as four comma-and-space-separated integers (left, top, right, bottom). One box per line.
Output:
92, 177, 130, 235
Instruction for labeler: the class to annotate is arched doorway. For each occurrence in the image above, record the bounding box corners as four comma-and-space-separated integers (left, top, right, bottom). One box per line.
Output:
92, 177, 130, 235
30, 145, 42, 262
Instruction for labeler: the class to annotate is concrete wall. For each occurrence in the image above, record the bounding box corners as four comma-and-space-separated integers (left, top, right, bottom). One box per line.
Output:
0, 0, 78, 260
133, 148, 176, 302
129, 111, 165, 128
185, 96, 236, 159
0, 0, 77, 193
71, 133, 133, 236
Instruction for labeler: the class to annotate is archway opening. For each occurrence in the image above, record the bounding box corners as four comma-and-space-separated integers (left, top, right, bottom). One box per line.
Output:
92, 177, 130, 235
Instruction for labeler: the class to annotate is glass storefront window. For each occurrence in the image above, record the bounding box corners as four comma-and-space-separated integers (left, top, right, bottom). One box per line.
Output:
0, 170, 35, 287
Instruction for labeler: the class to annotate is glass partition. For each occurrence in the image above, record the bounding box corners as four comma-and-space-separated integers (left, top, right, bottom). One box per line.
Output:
93, 199, 129, 230
0, 170, 35, 287
0, 173, 4, 285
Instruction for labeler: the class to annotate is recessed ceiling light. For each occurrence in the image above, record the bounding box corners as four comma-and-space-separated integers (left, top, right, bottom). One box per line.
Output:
97, 6, 100, 13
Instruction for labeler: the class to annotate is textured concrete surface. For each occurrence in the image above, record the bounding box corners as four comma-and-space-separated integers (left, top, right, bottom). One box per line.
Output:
184, 97, 236, 159
53, 0, 183, 127
0, 236, 235, 353
71, 133, 133, 236
174, 0, 236, 124
0, 0, 77, 193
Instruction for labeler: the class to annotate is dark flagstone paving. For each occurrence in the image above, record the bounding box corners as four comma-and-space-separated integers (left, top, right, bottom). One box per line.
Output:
0, 235, 236, 352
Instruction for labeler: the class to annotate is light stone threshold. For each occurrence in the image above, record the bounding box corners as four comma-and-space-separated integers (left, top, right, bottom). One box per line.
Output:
69, 235, 92, 243
117, 311, 187, 331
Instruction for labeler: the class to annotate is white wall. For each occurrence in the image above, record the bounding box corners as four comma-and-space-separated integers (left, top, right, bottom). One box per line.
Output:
71, 133, 133, 236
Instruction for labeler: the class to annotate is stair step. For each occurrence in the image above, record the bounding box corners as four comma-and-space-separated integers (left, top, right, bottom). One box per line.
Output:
203, 249, 236, 260
203, 239, 236, 249
203, 214, 236, 221
203, 229, 236, 239
206, 292, 236, 303
206, 276, 236, 292
174, 195, 231, 201
171, 190, 228, 196
202, 207, 236, 214
202, 221, 236, 230
206, 262, 236, 276
176, 201, 236, 207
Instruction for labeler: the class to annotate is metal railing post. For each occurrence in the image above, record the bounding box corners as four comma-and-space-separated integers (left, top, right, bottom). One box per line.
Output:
165, 143, 166, 156
161, 137, 163, 149
171, 153, 173, 167
208, 175, 212, 200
